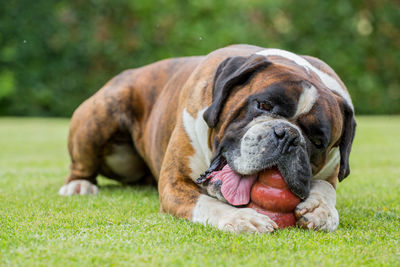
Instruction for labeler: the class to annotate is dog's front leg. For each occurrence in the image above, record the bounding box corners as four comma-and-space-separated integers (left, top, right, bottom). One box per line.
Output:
191, 194, 278, 233
158, 133, 278, 234
295, 179, 339, 232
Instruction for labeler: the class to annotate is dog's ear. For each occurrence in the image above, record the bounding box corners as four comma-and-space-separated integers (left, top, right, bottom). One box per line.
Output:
203, 54, 271, 128
338, 102, 357, 181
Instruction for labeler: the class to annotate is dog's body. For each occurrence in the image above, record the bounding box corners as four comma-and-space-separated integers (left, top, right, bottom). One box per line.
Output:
59, 44, 356, 233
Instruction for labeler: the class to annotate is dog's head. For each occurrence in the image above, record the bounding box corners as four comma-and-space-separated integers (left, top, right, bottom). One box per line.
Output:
200, 51, 356, 200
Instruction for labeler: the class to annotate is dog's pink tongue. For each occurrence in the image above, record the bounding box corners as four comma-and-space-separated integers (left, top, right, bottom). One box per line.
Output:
209, 164, 257, 206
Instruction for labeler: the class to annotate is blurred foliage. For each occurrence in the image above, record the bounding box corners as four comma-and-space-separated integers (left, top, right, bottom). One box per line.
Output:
0, 0, 399, 116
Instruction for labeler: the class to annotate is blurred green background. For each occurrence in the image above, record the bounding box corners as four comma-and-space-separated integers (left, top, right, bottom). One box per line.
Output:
1, 0, 399, 117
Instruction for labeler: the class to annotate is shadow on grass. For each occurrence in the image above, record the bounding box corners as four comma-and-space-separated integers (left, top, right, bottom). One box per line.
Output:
99, 183, 158, 195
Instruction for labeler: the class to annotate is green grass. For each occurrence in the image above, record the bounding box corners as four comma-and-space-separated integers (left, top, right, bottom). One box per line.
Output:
0, 117, 399, 266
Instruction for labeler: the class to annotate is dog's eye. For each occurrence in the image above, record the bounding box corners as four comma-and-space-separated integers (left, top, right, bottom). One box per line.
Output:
257, 101, 273, 112
310, 138, 323, 149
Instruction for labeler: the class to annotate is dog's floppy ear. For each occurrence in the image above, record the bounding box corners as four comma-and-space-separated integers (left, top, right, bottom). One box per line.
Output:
203, 54, 271, 128
338, 103, 357, 181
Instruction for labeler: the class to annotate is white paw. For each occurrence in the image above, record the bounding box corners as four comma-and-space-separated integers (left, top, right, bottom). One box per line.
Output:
218, 208, 278, 233
58, 180, 99, 196
295, 180, 339, 232
192, 195, 278, 234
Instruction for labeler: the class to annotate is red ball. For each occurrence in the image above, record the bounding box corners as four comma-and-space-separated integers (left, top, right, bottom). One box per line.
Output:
247, 167, 300, 228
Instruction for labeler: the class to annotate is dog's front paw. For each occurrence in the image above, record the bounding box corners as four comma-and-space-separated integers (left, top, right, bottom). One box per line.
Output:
295, 180, 338, 232
59, 180, 99, 196
218, 208, 278, 233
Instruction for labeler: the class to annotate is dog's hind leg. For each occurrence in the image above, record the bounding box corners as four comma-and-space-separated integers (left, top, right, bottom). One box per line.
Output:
58, 71, 145, 195
59, 92, 121, 195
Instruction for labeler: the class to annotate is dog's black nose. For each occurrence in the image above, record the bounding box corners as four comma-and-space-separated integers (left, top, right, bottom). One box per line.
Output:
273, 125, 300, 153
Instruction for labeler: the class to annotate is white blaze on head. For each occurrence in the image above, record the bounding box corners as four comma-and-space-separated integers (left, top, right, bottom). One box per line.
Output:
255, 49, 353, 111
182, 108, 212, 181
293, 84, 318, 119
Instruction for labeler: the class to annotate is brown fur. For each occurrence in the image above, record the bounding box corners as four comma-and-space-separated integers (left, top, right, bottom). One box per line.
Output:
65, 44, 348, 220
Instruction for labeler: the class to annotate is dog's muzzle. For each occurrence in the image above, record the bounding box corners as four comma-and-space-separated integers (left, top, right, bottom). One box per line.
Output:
272, 124, 301, 154
223, 119, 311, 199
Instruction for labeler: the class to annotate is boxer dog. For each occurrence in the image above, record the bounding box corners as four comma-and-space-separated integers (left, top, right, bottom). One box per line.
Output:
59, 44, 356, 233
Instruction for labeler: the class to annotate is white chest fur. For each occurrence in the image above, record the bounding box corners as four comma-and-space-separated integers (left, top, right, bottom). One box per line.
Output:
182, 108, 212, 181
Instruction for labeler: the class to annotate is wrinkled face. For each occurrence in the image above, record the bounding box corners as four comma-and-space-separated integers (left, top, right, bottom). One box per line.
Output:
214, 79, 343, 199
201, 54, 356, 200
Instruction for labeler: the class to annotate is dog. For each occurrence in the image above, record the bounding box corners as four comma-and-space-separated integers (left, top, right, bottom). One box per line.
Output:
59, 44, 356, 233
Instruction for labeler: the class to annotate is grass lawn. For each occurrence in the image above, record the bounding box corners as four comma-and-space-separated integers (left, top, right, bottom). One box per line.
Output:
0, 116, 399, 266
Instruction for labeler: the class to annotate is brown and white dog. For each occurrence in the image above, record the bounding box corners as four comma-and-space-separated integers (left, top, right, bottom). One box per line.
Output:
59, 44, 356, 233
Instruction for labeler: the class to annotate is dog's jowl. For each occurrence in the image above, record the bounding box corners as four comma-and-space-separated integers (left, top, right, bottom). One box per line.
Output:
59, 44, 356, 233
